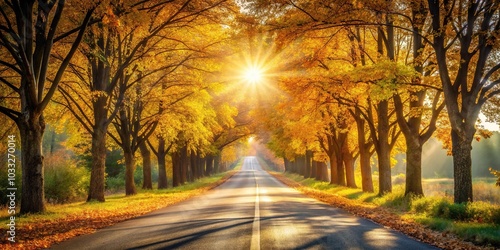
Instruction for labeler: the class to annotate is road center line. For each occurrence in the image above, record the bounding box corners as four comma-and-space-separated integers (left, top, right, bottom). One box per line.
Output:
250, 165, 260, 250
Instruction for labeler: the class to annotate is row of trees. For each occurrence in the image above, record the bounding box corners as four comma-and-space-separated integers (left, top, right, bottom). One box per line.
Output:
250, 0, 500, 203
0, 0, 254, 214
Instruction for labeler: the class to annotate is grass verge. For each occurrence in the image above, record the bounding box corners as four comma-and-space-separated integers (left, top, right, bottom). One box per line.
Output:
269, 171, 500, 250
0, 170, 238, 250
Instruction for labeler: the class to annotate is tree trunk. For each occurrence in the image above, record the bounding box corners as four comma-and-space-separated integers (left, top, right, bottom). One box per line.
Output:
336, 152, 346, 186
404, 137, 424, 196
359, 147, 373, 192
318, 161, 329, 182
314, 161, 321, 181
157, 138, 168, 189
140, 141, 152, 189
19, 115, 46, 214
206, 155, 214, 176
124, 149, 137, 195
316, 161, 328, 181
214, 154, 221, 173
198, 156, 206, 178
354, 109, 374, 192
191, 151, 199, 180
329, 152, 339, 185
377, 100, 392, 195
451, 129, 474, 203
342, 143, 357, 188
311, 160, 317, 179
305, 150, 312, 178
172, 152, 181, 187
284, 157, 290, 172
87, 127, 107, 202
180, 146, 188, 184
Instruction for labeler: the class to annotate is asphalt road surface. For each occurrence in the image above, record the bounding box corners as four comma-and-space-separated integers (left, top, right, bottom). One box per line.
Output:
51, 156, 438, 250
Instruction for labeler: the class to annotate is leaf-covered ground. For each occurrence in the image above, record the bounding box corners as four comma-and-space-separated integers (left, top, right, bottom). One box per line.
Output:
268, 171, 495, 250
0, 171, 236, 250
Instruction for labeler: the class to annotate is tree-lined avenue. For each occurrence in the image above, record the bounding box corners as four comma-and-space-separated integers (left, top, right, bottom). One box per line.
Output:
51, 157, 437, 250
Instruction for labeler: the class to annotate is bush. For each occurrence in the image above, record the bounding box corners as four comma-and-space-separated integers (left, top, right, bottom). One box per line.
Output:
448, 203, 468, 220
44, 152, 89, 204
106, 174, 125, 192
466, 202, 500, 224
493, 208, 500, 225
431, 198, 452, 218
412, 197, 500, 224
411, 196, 438, 214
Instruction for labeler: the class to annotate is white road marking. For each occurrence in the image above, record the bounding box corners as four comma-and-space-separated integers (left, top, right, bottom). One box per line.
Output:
250, 158, 260, 250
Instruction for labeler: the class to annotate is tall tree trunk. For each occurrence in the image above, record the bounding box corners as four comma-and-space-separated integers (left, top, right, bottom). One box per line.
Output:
88, 126, 107, 202
284, 157, 290, 172
214, 154, 221, 173
329, 152, 339, 185
157, 138, 168, 189
314, 161, 321, 181
342, 143, 357, 188
303, 155, 308, 177
336, 149, 346, 186
172, 152, 181, 187
398, 1, 436, 197
140, 141, 152, 189
377, 100, 392, 195
206, 155, 214, 176
180, 146, 188, 184
19, 115, 46, 214
311, 159, 317, 179
321, 162, 330, 181
305, 150, 313, 178
198, 156, 206, 177
191, 151, 199, 180
124, 149, 137, 195
354, 110, 374, 192
452, 129, 474, 203
404, 133, 424, 196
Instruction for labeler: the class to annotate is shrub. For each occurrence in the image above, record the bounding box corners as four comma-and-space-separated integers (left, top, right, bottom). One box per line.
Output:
411, 196, 438, 214
106, 174, 125, 192
44, 152, 89, 203
415, 198, 500, 224
431, 199, 452, 218
465, 202, 500, 224
448, 203, 468, 221
493, 208, 500, 225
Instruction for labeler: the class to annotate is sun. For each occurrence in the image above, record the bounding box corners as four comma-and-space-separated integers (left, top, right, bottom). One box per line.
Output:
244, 66, 264, 84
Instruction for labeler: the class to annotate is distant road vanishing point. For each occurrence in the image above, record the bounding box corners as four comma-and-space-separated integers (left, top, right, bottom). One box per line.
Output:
51, 156, 438, 250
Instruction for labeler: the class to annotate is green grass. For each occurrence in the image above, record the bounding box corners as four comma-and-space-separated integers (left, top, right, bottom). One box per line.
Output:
281, 172, 500, 247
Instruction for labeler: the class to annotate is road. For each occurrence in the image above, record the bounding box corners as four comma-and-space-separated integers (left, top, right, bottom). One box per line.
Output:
51, 156, 438, 250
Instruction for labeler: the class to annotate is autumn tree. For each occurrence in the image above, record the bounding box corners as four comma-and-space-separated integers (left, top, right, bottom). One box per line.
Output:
0, 0, 95, 213
426, 0, 500, 203
384, 0, 446, 197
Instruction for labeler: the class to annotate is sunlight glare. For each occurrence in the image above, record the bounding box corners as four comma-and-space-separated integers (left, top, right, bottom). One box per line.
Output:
244, 66, 263, 84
